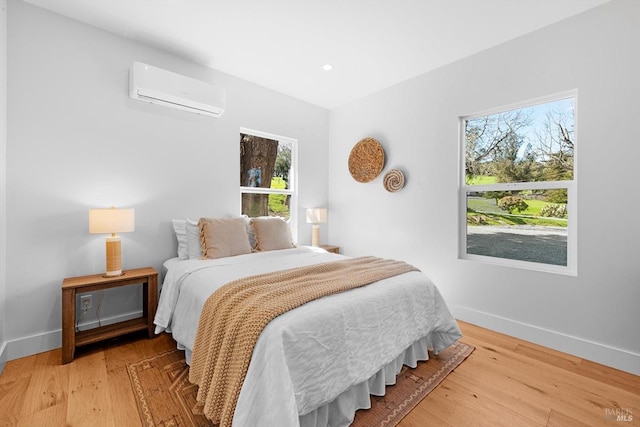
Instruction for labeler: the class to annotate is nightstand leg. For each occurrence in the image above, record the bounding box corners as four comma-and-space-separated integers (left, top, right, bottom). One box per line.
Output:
146, 274, 158, 338
61, 288, 75, 364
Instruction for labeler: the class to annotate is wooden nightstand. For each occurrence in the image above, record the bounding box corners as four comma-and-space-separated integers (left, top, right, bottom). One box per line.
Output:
319, 244, 340, 254
61, 267, 158, 364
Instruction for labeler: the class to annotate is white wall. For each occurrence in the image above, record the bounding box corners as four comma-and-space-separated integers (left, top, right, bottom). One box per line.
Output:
0, 0, 7, 373
4, 0, 329, 361
329, 0, 639, 374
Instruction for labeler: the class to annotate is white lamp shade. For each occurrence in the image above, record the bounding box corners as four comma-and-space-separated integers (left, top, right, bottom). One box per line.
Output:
306, 208, 327, 224
89, 208, 135, 234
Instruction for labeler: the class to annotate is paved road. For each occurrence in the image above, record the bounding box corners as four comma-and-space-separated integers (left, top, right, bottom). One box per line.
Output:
466, 225, 567, 266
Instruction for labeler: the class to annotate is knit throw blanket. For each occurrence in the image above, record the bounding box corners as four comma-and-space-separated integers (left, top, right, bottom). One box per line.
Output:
188, 256, 419, 426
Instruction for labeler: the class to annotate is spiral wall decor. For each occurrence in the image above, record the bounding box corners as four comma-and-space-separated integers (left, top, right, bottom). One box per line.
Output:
383, 169, 405, 192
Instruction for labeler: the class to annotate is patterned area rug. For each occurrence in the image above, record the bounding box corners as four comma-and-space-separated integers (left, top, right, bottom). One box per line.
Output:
127, 341, 474, 427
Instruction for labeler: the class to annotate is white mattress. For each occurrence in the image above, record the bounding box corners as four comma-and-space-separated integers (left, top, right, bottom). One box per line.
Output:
154, 246, 462, 427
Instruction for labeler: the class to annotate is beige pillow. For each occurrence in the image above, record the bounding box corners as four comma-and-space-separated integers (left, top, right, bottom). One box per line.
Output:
250, 217, 296, 251
199, 217, 252, 259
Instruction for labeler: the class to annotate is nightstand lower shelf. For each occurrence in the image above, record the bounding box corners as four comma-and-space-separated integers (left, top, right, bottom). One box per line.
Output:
75, 317, 150, 347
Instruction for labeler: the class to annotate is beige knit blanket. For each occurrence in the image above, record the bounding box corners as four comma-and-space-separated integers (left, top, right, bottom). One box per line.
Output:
188, 256, 419, 426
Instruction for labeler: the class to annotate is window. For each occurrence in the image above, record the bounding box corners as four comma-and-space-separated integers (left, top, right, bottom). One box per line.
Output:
460, 93, 577, 274
240, 128, 297, 240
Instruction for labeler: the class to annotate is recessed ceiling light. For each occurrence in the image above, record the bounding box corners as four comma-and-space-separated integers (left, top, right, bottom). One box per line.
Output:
323, 64, 333, 71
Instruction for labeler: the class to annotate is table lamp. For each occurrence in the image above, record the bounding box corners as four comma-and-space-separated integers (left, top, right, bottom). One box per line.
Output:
306, 208, 327, 247
89, 207, 135, 277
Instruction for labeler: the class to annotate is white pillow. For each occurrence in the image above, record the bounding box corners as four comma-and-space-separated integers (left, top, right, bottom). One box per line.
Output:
186, 218, 202, 259
172, 219, 188, 260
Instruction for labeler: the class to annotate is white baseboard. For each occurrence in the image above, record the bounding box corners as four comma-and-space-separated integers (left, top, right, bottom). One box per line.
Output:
2, 310, 144, 364
0, 340, 7, 375
450, 304, 640, 376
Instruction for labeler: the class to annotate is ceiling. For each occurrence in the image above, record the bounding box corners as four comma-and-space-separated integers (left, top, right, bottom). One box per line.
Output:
23, 0, 610, 109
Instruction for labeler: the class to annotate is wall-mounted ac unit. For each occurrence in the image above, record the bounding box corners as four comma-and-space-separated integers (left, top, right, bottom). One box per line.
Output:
129, 62, 225, 118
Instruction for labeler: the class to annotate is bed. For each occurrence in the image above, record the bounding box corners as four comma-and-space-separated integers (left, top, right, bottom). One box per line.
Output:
154, 217, 462, 427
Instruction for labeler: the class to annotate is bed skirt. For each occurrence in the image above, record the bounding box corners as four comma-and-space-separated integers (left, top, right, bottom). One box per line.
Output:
299, 333, 444, 427
184, 331, 456, 427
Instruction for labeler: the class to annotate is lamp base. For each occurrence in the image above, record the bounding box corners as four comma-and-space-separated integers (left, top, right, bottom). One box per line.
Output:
105, 236, 122, 277
311, 224, 320, 247
103, 272, 126, 278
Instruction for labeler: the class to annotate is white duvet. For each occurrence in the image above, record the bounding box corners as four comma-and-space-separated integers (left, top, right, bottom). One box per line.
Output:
154, 246, 462, 427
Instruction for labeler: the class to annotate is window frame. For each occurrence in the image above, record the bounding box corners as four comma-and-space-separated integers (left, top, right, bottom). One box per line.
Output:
239, 127, 298, 243
458, 91, 578, 275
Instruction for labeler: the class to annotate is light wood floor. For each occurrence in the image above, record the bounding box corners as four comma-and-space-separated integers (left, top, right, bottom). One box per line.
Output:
0, 321, 637, 426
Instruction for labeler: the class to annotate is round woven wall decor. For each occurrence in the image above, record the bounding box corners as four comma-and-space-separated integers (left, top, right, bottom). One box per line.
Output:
383, 169, 405, 192
348, 138, 385, 183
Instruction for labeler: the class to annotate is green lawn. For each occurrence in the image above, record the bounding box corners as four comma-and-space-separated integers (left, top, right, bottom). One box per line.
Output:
467, 197, 567, 227
268, 177, 289, 217
466, 175, 498, 185
467, 197, 501, 213
520, 199, 548, 216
